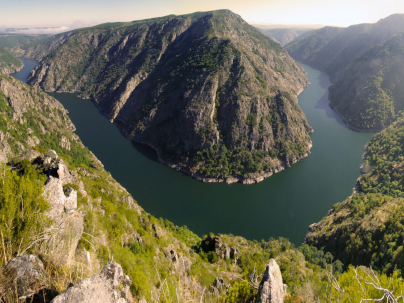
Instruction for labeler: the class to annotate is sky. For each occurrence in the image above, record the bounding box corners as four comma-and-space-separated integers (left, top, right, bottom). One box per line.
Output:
1, 0, 404, 33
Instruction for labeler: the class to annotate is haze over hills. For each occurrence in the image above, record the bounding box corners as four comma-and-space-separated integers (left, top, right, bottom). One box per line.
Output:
27, 9, 313, 184
255, 27, 314, 46
286, 14, 404, 131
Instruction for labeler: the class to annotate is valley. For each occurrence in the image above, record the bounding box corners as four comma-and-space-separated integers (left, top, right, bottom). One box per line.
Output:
2, 6, 404, 302
13, 58, 373, 244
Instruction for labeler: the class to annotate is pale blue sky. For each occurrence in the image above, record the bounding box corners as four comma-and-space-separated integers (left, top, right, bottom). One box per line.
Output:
1, 0, 404, 29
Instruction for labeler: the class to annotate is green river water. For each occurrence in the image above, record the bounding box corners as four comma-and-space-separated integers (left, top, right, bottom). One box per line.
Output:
13, 58, 374, 244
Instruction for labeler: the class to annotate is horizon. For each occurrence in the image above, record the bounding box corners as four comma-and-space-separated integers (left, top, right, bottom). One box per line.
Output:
1, 0, 404, 34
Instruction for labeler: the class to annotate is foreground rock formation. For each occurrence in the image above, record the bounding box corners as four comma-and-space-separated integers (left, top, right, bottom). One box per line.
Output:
257, 259, 286, 303
0, 255, 48, 300
41, 150, 84, 265
51, 263, 133, 303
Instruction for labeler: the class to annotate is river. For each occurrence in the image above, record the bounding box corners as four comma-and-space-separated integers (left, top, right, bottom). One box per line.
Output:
12, 58, 374, 245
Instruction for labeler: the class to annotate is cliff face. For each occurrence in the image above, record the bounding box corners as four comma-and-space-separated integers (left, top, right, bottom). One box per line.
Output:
0, 74, 79, 163
27, 10, 312, 183
286, 14, 404, 131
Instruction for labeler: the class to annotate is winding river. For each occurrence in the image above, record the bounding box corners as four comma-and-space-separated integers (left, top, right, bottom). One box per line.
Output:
13, 58, 374, 244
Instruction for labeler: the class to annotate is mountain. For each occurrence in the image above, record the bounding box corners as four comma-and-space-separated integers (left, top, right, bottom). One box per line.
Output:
286, 14, 404, 131
256, 27, 315, 46
0, 46, 23, 74
27, 10, 312, 184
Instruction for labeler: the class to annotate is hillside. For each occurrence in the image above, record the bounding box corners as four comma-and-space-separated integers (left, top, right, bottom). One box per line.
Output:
306, 113, 404, 273
285, 26, 345, 62
0, 33, 59, 61
328, 33, 404, 130
0, 46, 23, 74
26, 10, 313, 184
255, 27, 314, 46
358, 112, 404, 196
285, 14, 404, 131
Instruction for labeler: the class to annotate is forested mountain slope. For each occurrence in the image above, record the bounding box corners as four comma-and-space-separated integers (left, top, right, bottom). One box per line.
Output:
27, 10, 313, 184
306, 113, 404, 273
286, 14, 404, 131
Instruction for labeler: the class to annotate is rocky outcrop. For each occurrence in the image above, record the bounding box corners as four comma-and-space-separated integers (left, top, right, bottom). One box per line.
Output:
59, 135, 71, 150
41, 151, 83, 265
209, 276, 230, 295
256, 259, 286, 303
0, 255, 48, 300
51, 262, 133, 303
201, 235, 239, 262
165, 244, 192, 275
152, 223, 166, 239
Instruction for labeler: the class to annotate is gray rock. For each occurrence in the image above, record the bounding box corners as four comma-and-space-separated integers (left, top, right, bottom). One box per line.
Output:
152, 224, 165, 238
256, 259, 286, 303
0, 255, 48, 300
59, 135, 71, 150
48, 159, 76, 184
42, 176, 83, 264
19, 148, 42, 162
201, 235, 238, 261
51, 263, 133, 303
165, 245, 191, 275
43, 150, 58, 165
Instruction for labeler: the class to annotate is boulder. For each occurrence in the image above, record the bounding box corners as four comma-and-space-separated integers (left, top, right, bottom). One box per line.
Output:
256, 259, 286, 303
0, 255, 48, 300
51, 263, 133, 303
